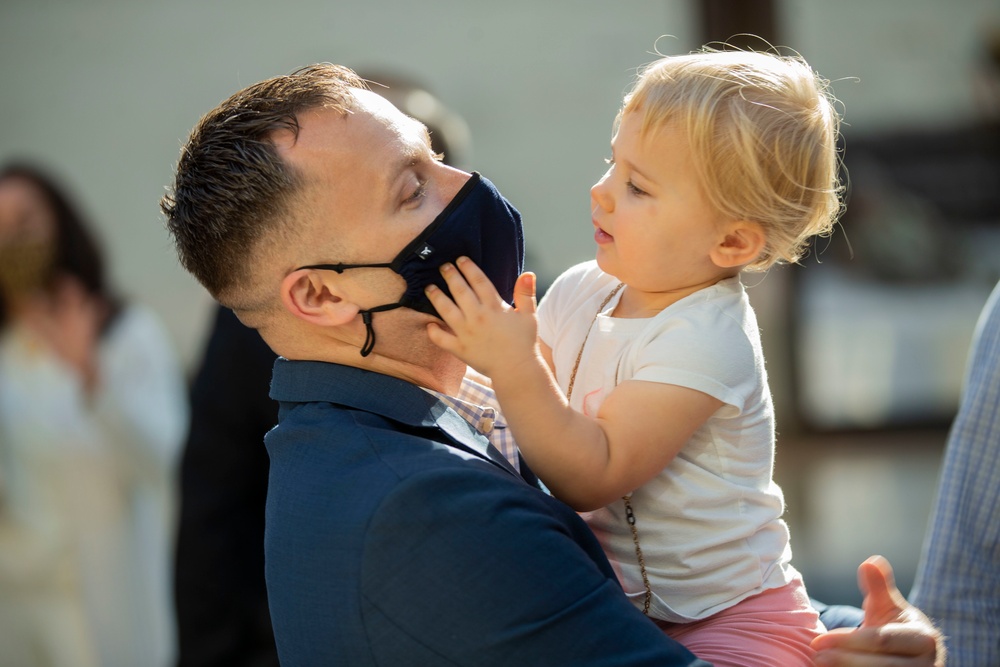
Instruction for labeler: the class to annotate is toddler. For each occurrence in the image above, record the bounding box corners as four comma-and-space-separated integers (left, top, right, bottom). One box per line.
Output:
425, 47, 842, 667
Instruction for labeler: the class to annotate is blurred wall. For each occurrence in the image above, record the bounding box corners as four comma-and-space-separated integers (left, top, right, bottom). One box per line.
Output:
2, 0, 996, 366
0, 0, 697, 366
786, 0, 999, 131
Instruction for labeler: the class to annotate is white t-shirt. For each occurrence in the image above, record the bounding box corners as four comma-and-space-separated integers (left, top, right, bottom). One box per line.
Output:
538, 260, 796, 622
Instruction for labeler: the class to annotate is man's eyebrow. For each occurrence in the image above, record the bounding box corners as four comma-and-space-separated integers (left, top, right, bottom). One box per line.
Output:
395, 121, 435, 171
418, 122, 434, 150
388, 144, 423, 182
381, 122, 434, 197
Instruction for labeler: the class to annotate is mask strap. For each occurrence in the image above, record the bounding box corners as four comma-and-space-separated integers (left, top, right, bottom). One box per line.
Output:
357, 302, 404, 357
296, 262, 393, 273
294, 264, 408, 357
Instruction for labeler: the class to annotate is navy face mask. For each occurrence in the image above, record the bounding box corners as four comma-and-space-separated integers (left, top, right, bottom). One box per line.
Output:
297, 172, 524, 357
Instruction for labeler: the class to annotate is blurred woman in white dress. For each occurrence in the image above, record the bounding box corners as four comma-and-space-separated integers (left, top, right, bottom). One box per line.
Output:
0, 163, 188, 667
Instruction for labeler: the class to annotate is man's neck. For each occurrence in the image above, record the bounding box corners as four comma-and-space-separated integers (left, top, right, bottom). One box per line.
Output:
275, 338, 466, 397
263, 312, 468, 396
367, 352, 467, 396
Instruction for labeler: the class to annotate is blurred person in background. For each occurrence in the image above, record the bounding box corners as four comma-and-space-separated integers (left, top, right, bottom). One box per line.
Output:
173, 304, 278, 667
0, 163, 188, 667
908, 27, 999, 666
910, 278, 1000, 665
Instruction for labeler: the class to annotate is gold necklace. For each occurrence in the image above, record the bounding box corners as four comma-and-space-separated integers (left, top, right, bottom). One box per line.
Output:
565, 282, 652, 616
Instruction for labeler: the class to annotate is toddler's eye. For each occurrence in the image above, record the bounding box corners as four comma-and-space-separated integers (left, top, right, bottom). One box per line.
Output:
627, 181, 647, 196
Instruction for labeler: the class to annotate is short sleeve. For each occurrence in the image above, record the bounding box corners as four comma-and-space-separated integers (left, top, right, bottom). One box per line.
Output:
629, 303, 759, 412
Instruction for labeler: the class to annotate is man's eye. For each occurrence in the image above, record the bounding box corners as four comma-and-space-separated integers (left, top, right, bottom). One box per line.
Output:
405, 182, 428, 204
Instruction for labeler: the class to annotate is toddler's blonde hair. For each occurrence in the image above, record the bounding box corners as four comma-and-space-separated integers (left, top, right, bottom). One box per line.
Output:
622, 48, 843, 270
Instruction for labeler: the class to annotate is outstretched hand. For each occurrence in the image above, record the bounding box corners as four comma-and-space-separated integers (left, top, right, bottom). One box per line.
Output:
811, 555, 943, 666
425, 257, 540, 378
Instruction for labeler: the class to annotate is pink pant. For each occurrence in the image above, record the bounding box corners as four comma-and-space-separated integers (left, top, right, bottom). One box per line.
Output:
655, 578, 825, 667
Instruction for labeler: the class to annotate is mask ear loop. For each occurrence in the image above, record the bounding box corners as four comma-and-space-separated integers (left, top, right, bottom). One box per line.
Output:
294, 264, 406, 357
357, 303, 404, 357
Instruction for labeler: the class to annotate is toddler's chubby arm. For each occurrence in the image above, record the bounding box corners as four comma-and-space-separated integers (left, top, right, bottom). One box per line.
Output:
426, 257, 720, 511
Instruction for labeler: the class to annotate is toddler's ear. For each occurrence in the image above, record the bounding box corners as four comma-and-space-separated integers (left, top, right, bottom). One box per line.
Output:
280, 268, 360, 326
711, 221, 766, 269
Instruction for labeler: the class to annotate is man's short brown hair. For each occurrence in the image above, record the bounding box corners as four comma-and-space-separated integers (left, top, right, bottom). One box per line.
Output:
161, 63, 363, 310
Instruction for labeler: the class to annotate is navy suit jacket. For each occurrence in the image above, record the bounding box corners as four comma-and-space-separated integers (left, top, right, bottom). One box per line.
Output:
265, 359, 710, 666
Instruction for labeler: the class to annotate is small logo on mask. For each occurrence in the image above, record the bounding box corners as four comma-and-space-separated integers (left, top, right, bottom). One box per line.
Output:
416, 243, 434, 260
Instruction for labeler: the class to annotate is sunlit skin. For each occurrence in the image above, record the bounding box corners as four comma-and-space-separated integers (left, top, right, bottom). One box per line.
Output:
270, 89, 471, 394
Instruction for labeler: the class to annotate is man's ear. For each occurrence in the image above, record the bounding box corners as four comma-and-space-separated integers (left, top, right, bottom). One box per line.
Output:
280, 269, 359, 326
710, 221, 766, 269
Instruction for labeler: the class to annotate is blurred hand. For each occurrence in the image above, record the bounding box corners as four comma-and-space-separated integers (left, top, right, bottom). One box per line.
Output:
21, 276, 106, 393
811, 555, 944, 666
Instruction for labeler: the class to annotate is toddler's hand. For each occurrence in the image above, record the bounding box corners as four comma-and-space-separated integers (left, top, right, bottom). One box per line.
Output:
425, 257, 539, 379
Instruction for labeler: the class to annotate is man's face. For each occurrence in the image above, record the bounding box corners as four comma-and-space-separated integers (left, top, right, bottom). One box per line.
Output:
277, 89, 471, 310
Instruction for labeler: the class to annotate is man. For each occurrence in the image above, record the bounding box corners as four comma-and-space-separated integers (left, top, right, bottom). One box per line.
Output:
910, 279, 1000, 666
162, 63, 941, 666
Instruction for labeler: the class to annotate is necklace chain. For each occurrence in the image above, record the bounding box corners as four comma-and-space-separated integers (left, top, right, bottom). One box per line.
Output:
565, 282, 652, 615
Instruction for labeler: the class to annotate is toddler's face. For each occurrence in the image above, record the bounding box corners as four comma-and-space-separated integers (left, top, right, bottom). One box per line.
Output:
589, 112, 731, 300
